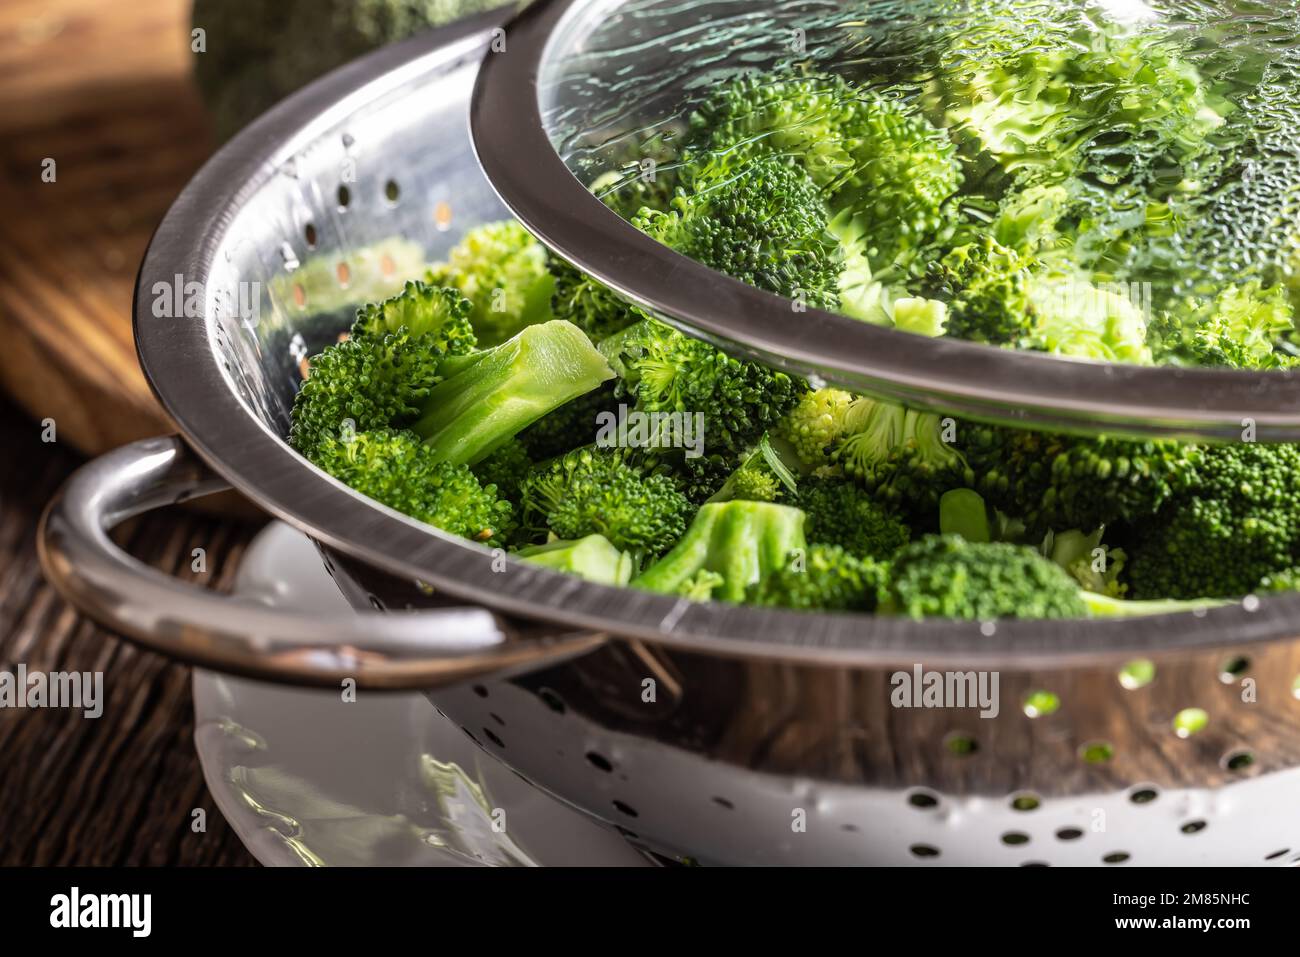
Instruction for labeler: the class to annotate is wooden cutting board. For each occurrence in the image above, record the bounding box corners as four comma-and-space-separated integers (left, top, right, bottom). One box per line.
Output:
0, 0, 213, 456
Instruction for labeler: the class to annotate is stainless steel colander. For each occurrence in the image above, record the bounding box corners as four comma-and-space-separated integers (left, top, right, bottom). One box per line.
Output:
37, 9, 1300, 866
471, 0, 1300, 441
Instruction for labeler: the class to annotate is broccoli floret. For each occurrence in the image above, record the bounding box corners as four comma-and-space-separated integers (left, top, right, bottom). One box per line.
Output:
548, 258, 641, 343
1153, 281, 1299, 370
1022, 276, 1153, 364
832, 397, 973, 514
632, 501, 807, 603
1042, 526, 1128, 599
312, 428, 513, 547
427, 221, 556, 347
1128, 441, 1300, 600
637, 154, 842, 309
684, 71, 861, 189
690, 73, 961, 274
881, 535, 1087, 620
1258, 567, 1300, 593
600, 319, 802, 500
470, 439, 532, 503
922, 237, 1036, 345
519, 447, 694, 560
831, 92, 963, 274
795, 478, 911, 560
780, 387, 855, 469
707, 434, 801, 505
516, 535, 635, 586
289, 280, 479, 458
748, 545, 887, 612
351, 279, 477, 350
960, 424, 1200, 536
295, 310, 613, 469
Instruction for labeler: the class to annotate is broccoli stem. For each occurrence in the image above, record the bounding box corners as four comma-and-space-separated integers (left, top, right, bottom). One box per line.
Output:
632, 501, 806, 603
409, 319, 614, 466
1080, 592, 1232, 618
516, 535, 635, 586
939, 488, 991, 542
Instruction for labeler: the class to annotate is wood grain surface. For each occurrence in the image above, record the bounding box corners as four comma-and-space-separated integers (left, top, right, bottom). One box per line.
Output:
0, 0, 212, 456
0, 392, 258, 865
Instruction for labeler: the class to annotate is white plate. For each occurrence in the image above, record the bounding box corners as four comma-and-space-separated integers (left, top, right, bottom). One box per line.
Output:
192, 521, 649, 867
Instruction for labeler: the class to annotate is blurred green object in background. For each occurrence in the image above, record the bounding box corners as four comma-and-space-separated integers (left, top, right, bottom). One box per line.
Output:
191, 0, 520, 141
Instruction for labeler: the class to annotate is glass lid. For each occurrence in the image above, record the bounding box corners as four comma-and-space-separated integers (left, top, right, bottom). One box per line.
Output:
471, 0, 1300, 440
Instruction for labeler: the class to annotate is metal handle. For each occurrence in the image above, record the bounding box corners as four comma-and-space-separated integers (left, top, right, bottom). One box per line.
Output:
38, 437, 605, 689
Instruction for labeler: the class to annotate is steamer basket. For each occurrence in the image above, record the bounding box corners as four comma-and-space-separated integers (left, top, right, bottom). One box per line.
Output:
36, 10, 1300, 866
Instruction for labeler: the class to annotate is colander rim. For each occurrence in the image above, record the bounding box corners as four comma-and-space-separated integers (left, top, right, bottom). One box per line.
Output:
470, 0, 1300, 443
133, 10, 1300, 668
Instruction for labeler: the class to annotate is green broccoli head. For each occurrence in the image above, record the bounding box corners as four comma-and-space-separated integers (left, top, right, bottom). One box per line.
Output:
290, 281, 478, 458
637, 154, 842, 310
1128, 441, 1300, 600
601, 319, 802, 498
312, 428, 514, 547
427, 221, 556, 347
960, 424, 1200, 537
780, 387, 855, 470
470, 438, 532, 503
1152, 281, 1299, 370
520, 447, 694, 559
832, 397, 973, 515
832, 91, 963, 273
632, 500, 807, 604
351, 279, 477, 352
922, 237, 1036, 345
289, 327, 442, 459
882, 534, 1087, 620
795, 477, 911, 560
748, 544, 888, 612
685, 71, 861, 189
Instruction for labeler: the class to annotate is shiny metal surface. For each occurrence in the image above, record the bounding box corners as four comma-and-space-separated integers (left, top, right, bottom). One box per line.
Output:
38, 437, 604, 689
470, 0, 1300, 442
38, 8, 1300, 864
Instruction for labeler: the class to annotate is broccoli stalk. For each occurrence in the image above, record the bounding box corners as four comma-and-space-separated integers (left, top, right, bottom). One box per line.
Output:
516, 535, 635, 586
407, 320, 614, 466
632, 501, 807, 603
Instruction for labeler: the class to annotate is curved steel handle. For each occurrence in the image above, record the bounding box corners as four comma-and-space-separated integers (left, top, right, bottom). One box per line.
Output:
38, 437, 605, 689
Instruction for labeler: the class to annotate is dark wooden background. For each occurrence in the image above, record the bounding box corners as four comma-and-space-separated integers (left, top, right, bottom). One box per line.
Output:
0, 393, 258, 865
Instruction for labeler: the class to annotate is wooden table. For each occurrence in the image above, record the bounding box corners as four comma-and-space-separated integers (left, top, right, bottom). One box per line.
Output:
0, 0, 260, 863
0, 391, 258, 865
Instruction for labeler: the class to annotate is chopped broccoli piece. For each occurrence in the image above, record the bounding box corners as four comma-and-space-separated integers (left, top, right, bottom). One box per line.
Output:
636, 154, 842, 309
960, 424, 1199, 536
600, 318, 802, 500
516, 535, 635, 586
780, 387, 855, 470
796, 478, 911, 560
427, 221, 556, 347
312, 428, 513, 547
832, 397, 973, 514
470, 439, 532, 503
548, 258, 641, 343
408, 320, 614, 466
1127, 441, 1300, 600
632, 501, 807, 603
748, 545, 887, 612
351, 279, 477, 350
881, 535, 1087, 620
519, 447, 694, 559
